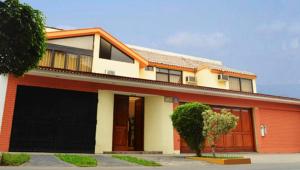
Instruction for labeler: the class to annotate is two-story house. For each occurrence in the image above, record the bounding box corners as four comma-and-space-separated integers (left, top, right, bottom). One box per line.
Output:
0, 27, 299, 154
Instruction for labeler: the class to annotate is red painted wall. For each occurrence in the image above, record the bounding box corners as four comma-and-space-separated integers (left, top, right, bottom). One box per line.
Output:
1, 74, 300, 153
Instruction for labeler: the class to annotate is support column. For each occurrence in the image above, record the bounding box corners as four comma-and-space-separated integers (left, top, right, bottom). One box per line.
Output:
144, 96, 174, 154
173, 102, 180, 154
0, 74, 8, 134
95, 90, 114, 153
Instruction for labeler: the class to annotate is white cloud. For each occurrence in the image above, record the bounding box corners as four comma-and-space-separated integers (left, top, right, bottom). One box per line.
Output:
257, 21, 300, 34
165, 32, 230, 49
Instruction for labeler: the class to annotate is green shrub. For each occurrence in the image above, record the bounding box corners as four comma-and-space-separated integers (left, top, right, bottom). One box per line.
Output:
0, 0, 46, 76
1, 153, 30, 166
203, 109, 239, 157
171, 102, 210, 156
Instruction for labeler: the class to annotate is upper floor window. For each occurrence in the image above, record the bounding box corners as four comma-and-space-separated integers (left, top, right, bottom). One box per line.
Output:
156, 68, 182, 83
229, 76, 253, 92
145, 66, 154, 71
100, 38, 134, 63
39, 44, 93, 72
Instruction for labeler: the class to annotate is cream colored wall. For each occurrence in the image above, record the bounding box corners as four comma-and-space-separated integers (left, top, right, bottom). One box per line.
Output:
139, 67, 156, 80
252, 79, 257, 93
91, 34, 140, 78
47, 36, 94, 50
95, 90, 114, 153
182, 71, 196, 84
196, 68, 228, 89
144, 96, 174, 154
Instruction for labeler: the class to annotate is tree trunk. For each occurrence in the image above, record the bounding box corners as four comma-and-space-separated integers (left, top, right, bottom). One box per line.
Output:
196, 148, 202, 157
211, 144, 216, 157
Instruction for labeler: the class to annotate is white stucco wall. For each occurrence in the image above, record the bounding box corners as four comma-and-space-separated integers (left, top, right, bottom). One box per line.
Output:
47, 36, 94, 50
95, 90, 114, 153
196, 68, 228, 89
182, 71, 196, 84
91, 34, 140, 78
0, 74, 8, 133
144, 96, 174, 154
139, 67, 156, 80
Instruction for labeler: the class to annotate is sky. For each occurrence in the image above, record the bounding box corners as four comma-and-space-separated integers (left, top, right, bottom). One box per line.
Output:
21, 0, 300, 98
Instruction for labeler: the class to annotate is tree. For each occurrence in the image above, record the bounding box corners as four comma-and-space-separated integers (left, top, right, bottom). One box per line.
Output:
171, 102, 211, 156
202, 109, 239, 157
0, 0, 46, 76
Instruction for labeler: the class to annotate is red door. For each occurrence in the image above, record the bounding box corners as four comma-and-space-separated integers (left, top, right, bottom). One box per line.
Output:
134, 98, 144, 151
180, 106, 255, 153
113, 95, 129, 151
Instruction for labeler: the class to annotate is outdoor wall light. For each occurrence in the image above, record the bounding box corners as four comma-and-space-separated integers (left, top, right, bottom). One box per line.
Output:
260, 124, 267, 137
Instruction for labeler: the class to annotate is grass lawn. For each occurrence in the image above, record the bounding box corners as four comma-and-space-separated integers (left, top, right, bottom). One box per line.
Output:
112, 155, 161, 166
0, 153, 30, 166
55, 154, 97, 167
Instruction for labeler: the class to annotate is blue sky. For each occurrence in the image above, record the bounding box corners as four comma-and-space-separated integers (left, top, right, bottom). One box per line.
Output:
22, 0, 300, 98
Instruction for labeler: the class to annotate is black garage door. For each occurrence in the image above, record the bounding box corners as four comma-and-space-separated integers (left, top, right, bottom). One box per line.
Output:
9, 86, 98, 153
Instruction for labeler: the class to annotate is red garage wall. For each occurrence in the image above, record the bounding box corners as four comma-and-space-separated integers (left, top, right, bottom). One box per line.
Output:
1, 74, 300, 153
255, 108, 300, 153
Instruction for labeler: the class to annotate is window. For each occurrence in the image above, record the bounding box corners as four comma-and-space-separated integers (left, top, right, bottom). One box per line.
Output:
145, 66, 154, 71
229, 76, 253, 92
156, 68, 182, 83
39, 48, 93, 72
100, 38, 134, 63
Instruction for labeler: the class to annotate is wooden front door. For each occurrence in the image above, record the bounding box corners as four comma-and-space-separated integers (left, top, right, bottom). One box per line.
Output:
134, 98, 144, 151
113, 95, 129, 151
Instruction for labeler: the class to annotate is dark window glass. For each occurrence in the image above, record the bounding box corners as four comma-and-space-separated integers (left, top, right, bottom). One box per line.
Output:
111, 46, 134, 63
145, 66, 154, 71
229, 76, 253, 92
241, 78, 253, 92
170, 75, 181, 83
157, 68, 168, 73
156, 67, 182, 83
156, 73, 169, 82
100, 38, 111, 60
39, 47, 92, 72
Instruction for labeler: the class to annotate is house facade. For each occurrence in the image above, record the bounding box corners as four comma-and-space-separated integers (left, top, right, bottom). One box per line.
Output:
0, 27, 299, 154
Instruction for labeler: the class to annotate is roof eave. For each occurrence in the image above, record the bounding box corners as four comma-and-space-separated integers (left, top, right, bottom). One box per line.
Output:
26, 68, 300, 105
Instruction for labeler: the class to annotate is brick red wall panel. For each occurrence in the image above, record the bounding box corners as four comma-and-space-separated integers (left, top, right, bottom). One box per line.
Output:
1, 74, 300, 152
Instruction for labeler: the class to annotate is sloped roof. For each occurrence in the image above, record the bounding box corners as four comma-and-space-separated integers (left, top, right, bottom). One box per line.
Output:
46, 28, 148, 67
129, 44, 256, 77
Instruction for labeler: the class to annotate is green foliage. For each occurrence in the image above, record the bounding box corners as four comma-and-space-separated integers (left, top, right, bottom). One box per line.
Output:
0, 0, 46, 76
112, 155, 161, 166
171, 102, 211, 156
1, 153, 30, 166
202, 109, 239, 157
55, 154, 97, 167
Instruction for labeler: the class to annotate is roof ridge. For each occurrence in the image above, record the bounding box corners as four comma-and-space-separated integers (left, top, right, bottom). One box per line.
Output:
127, 44, 222, 65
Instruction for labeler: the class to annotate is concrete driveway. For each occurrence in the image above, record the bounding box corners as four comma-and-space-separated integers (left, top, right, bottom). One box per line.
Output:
0, 153, 299, 170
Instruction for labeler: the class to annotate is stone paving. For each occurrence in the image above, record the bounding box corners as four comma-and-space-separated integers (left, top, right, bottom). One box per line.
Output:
95, 155, 135, 167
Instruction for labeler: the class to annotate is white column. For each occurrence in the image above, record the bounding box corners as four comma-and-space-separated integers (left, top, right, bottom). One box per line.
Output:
144, 96, 174, 154
95, 90, 114, 153
0, 74, 8, 133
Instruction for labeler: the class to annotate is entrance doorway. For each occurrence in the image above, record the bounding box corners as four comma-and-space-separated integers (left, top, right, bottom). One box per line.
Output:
113, 95, 144, 151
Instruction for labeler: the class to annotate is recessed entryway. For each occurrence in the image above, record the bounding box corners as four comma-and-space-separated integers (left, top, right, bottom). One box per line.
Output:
9, 86, 98, 153
112, 95, 144, 151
